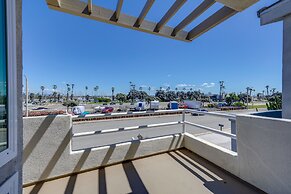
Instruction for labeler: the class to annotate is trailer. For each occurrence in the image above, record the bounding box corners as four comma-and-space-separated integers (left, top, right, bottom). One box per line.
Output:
150, 101, 159, 110
135, 102, 146, 111
184, 100, 202, 109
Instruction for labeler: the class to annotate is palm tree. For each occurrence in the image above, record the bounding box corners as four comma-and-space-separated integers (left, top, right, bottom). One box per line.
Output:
166, 87, 171, 91
266, 85, 269, 96
85, 86, 88, 95
53, 85, 57, 102
94, 86, 99, 97
272, 88, 276, 95
71, 84, 75, 100
66, 84, 70, 101
111, 87, 115, 101
139, 87, 143, 91
40, 86, 45, 101
148, 87, 151, 96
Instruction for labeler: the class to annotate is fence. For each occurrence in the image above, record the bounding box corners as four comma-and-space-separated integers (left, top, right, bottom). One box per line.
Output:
73, 109, 237, 152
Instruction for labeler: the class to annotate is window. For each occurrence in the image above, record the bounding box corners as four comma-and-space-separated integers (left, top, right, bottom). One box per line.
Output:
0, 0, 7, 153
0, 0, 17, 168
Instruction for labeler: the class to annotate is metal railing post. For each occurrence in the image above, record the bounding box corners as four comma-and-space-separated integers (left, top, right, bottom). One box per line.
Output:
229, 118, 237, 152
182, 109, 186, 133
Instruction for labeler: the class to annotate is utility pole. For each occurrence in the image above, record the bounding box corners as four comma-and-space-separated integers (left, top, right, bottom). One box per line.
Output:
24, 75, 29, 117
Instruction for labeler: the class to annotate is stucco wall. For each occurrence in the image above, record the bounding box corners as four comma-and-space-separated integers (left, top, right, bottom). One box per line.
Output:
23, 115, 184, 185
184, 133, 238, 176
236, 114, 291, 194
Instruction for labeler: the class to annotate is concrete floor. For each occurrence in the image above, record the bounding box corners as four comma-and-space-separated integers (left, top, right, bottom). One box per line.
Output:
23, 149, 263, 194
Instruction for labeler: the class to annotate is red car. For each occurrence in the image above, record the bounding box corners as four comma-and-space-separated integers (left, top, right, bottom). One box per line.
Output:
179, 103, 188, 109
101, 106, 114, 113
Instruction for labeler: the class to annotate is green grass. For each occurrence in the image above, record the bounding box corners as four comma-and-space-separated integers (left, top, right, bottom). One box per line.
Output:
248, 104, 267, 109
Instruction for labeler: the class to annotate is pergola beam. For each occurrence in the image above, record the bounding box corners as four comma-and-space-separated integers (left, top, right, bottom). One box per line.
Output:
187, 6, 237, 40
134, 0, 155, 28
172, 0, 215, 36
154, 0, 186, 32
45, 0, 255, 42
46, 0, 190, 42
111, 0, 124, 22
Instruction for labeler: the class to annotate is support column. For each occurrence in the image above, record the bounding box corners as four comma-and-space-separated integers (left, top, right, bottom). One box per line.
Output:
283, 15, 291, 119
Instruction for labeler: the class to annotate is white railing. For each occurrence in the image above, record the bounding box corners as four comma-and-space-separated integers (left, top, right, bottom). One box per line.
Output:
72, 109, 237, 151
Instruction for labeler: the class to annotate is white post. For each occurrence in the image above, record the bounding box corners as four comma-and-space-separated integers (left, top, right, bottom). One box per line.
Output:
283, 15, 291, 119
229, 118, 237, 152
182, 109, 186, 133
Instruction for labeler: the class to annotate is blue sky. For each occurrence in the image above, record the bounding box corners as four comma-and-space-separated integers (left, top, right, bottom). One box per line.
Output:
23, 0, 282, 96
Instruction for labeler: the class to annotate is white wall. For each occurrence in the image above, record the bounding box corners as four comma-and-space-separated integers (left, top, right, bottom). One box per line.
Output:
23, 115, 184, 185
236, 114, 291, 194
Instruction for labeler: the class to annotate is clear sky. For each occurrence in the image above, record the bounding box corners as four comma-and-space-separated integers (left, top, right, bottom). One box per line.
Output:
23, 0, 282, 96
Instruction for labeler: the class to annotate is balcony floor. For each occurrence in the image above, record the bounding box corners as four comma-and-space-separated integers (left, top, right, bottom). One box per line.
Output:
23, 149, 263, 194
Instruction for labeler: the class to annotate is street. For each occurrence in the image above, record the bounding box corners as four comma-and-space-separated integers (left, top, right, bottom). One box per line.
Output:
72, 110, 254, 150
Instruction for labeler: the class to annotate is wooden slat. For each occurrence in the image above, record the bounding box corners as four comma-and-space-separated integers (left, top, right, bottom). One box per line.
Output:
154, 0, 186, 32
111, 0, 124, 22
134, 0, 155, 27
46, 0, 60, 7
187, 6, 237, 40
88, 0, 92, 14
172, 0, 215, 36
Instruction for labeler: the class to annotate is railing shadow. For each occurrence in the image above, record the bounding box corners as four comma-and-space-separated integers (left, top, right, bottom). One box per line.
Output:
23, 115, 56, 163
122, 161, 149, 194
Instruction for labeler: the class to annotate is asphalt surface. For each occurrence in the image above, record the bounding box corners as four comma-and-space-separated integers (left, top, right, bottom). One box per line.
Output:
72, 110, 254, 150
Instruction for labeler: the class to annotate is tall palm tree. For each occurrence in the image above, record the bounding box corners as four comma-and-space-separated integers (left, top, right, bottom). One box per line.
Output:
66, 84, 70, 101
272, 88, 276, 95
40, 86, 45, 100
94, 86, 99, 97
71, 84, 75, 100
111, 87, 115, 101
148, 87, 151, 95
266, 85, 269, 96
53, 85, 57, 102
85, 86, 88, 95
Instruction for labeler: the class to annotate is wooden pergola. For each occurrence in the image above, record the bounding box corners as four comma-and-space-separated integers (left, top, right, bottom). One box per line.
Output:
46, 0, 258, 42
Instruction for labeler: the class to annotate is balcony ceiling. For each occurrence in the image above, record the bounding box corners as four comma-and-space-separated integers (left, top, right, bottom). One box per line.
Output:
45, 0, 258, 42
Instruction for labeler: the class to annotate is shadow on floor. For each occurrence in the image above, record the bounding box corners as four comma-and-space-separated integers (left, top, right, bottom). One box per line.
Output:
170, 149, 266, 194
122, 161, 149, 194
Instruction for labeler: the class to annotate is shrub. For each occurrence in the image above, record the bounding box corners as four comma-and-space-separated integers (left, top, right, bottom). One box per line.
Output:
233, 102, 246, 107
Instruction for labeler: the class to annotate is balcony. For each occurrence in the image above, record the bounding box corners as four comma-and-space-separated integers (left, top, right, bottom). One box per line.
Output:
22, 109, 291, 193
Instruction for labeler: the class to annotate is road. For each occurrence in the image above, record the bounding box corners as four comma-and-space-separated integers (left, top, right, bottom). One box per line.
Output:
72, 109, 254, 150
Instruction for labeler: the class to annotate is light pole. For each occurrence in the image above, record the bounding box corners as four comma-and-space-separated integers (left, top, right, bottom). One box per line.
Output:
24, 75, 28, 117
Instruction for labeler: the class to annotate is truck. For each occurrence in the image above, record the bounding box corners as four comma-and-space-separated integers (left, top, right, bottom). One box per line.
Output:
184, 100, 202, 109
150, 101, 159, 110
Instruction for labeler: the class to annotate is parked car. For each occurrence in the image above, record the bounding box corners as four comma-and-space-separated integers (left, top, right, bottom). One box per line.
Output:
101, 107, 114, 113
191, 109, 208, 116
179, 102, 188, 109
